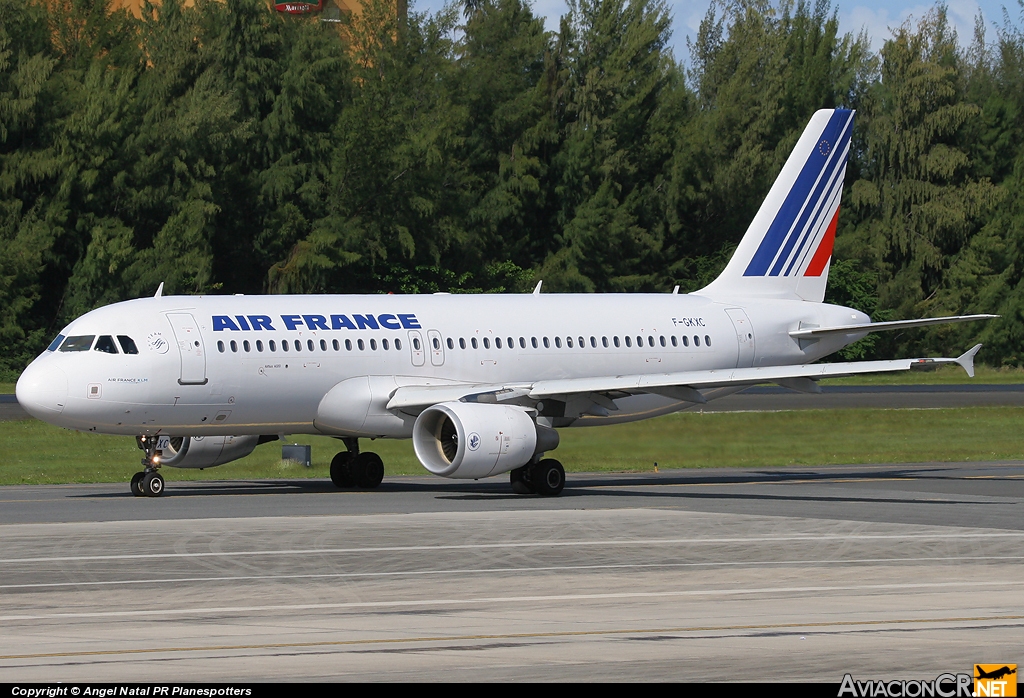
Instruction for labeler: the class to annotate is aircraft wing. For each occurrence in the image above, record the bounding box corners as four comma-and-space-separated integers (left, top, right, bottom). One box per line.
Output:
789, 315, 997, 339
387, 345, 982, 411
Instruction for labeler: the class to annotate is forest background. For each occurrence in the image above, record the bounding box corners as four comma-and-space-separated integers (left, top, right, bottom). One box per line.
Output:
2, 0, 1024, 381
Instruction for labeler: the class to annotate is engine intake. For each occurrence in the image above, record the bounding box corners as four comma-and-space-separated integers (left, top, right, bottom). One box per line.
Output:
413, 402, 551, 479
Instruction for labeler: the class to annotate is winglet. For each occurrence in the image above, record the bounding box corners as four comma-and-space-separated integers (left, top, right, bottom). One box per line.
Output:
533, 280, 542, 295
956, 344, 982, 378
154, 282, 164, 298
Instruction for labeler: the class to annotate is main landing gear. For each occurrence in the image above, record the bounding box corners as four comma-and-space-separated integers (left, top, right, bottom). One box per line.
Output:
131, 436, 165, 497
509, 458, 565, 496
330, 437, 385, 489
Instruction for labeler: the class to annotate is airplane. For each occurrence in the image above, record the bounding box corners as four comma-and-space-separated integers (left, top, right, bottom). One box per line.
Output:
976, 667, 1017, 681
15, 108, 995, 498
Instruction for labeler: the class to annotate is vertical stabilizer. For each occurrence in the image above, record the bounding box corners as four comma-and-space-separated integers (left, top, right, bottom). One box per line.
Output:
698, 108, 854, 302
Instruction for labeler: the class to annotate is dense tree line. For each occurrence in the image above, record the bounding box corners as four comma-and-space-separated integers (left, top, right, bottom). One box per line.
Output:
2, 0, 1023, 378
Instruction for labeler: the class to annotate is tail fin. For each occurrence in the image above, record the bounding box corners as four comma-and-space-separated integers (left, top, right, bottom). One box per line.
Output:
698, 108, 854, 302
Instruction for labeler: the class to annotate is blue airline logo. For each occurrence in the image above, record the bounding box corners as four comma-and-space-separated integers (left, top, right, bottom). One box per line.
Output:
212, 313, 421, 331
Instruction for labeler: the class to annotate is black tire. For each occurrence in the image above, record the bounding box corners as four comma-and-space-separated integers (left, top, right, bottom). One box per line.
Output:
356, 452, 384, 489
509, 466, 535, 495
130, 472, 144, 497
330, 451, 355, 487
142, 471, 164, 497
532, 459, 564, 496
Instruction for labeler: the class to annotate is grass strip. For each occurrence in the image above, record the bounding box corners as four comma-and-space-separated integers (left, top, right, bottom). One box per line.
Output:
1, 407, 1022, 485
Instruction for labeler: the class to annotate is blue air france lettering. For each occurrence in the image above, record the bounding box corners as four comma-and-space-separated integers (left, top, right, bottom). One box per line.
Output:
16, 108, 995, 499
212, 314, 422, 332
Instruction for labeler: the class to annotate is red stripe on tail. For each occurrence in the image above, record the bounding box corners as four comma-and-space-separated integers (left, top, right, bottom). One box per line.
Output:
804, 206, 840, 277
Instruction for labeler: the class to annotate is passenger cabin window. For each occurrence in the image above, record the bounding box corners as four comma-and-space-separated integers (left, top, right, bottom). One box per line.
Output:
447, 338, 454, 350
117, 335, 139, 354
282, 341, 289, 352
370, 339, 377, 351
345, 339, 352, 351
579, 336, 585, 348
543, 337, 550, 348
660, 336, 666, 347
671, 336, 678, 347
60, 335, 95, 352
295, 340, 302, 351
693, 336, 700, 347
508, 337, 514, 349
531, 337, 538, 348
495, 337, 502, 349
414, 338, 421, 350
217, 341, 225, 353
230, 340, 238, 353
625, 336, 632, 347
358, 339, 365, 350
613, 336, 620, 347
460, 338, 466, 349
94, 335, 118, 354
258, 340, 265, 352
383, 338, 390, 350
332, 340, 339, 351
483, 338, 490, 349
602, 336, 609, 347
682, 336, 689, 347
471, 338, 478, 349
270, 340, 277, 352
705, 335, 712, 347
519, 337, 526, 348
433, 337, 441, 350
243, 340, 251, 352
321, 339, 327, 351
395, 338, 402, 350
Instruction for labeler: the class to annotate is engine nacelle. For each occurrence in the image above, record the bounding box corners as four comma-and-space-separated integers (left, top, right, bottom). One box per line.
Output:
412, 402, 553, 479
153, 435, 260, 469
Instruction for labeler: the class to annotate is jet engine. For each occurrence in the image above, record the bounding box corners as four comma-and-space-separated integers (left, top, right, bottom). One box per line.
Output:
149, 435, 261, 469
412, 401, 557, 479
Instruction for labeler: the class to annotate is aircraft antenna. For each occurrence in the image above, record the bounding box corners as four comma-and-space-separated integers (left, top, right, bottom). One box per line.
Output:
533, 280, 542, 295
154, 282, 164, 298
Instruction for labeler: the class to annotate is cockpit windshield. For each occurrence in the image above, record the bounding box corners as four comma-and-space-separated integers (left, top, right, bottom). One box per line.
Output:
59, 335, 95, 352
94, 335, 118, 354
46, 334, 66, 352
117, 336, 139, 354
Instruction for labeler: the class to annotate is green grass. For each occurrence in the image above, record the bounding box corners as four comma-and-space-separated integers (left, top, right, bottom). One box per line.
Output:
0, 383, 13, 394
1, 407, 1022, 485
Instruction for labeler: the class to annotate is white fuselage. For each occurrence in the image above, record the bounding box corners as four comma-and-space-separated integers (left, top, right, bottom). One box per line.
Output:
17, 292, 868, 437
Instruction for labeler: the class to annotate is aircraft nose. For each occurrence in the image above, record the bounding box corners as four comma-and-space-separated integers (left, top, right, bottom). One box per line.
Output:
16, 362, 69, 419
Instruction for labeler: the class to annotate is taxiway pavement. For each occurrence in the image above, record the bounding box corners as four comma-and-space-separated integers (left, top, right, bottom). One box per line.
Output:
2, 463, 1022, 681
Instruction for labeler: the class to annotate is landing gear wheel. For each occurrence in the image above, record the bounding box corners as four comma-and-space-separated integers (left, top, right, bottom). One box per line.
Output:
531, 459, 564, 496
130, 472, 145, 497
141, 471, 165, 497
330, 451, 355, 487
510, 466, 535, 495
355, 452, 384, 489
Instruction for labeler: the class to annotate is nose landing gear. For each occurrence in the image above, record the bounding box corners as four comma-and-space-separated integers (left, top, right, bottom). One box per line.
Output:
131, 436, 166, 497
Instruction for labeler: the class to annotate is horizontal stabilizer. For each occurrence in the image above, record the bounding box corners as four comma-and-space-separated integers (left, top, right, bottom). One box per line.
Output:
789, 314, 998, 339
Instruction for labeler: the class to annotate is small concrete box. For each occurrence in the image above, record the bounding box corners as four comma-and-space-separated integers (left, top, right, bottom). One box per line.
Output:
282, 444, 311, 467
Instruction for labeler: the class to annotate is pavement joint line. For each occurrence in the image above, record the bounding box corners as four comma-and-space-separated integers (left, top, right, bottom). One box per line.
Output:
2, 580, 1022, 622
5, 532, 1024, 564
4, 555, 1022, 590
3, 614, 1023, 661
